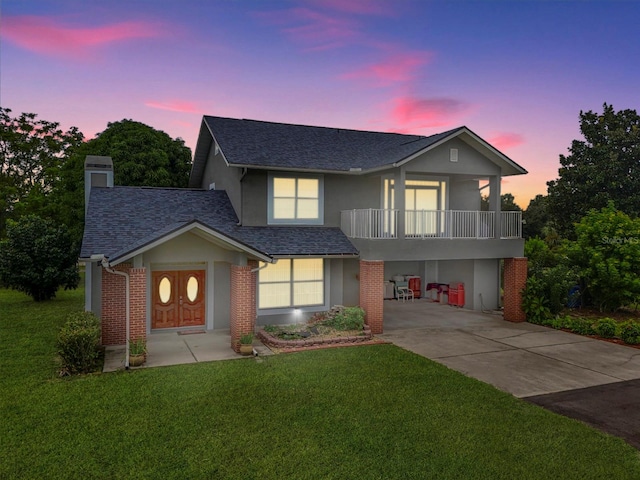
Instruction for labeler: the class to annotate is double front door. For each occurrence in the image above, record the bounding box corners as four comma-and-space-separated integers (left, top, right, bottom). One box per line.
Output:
152, 270, 205, 329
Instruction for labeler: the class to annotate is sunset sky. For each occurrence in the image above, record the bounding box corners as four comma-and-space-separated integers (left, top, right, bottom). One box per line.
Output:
2, 0, 639, 207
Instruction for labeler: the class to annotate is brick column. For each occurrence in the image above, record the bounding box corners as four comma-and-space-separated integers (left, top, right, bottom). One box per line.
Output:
230, 262, 257, 352
101, 264, 130, 345
359, 260, 384, 334
129, 267, 147, 342
504, 257, 528, 322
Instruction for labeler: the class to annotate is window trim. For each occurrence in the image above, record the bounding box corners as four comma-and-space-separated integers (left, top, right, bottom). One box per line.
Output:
257, 258, 327, 311
267, 172, 324, 225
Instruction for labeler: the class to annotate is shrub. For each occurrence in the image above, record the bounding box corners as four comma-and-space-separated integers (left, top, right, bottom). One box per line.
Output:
620, 321, 640, 345
522, 277, 551, 324
57, 311, 101, 374
594, 318, 617, 339
323, 306, 365, 331
0, 215, 79, 301
567, 317, 595, 336
550, 315, 572, 330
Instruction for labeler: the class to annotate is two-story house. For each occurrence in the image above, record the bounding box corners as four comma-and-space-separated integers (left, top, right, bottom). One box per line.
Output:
81, 116, 528, 354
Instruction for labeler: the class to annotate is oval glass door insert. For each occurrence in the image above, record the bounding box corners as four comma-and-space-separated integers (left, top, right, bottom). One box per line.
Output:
186, 275, 199, 302
159, 277, 171, 304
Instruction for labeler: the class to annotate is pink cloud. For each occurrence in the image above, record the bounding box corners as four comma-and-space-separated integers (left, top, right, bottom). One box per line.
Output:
144, 100, 202, 114
1, 15, 162, 60
307, 0, 395, 16
488, 132, 525, 150
342, 51, 432, 87
255, 7, 361, 50
392, 96, 471, 130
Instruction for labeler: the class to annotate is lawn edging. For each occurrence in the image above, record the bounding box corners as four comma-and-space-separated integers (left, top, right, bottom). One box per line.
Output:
257, 324, 385, 351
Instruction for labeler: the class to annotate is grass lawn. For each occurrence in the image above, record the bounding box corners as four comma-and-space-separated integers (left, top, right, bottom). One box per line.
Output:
2, 287, 640, 479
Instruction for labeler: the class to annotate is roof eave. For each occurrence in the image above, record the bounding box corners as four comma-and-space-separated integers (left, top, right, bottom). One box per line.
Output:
107, 221, 273, 266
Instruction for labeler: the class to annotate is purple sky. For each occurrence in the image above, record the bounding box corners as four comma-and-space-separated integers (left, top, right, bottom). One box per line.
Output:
2, 0, 639, 207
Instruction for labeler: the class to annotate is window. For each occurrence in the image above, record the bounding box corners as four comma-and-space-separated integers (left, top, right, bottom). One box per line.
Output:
268, 174, 323, 224
258, 258, 324, 309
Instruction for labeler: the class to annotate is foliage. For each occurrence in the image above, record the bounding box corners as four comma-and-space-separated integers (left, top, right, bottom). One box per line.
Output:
620, 321, 640, 345
567, 203, 640, 311
521, 278, 552, 325
593, 318, 617, 339
480, 192, 522, 212
522, 238, 578, 321
324, 306, 365, 331
129, 338, 147, 355
57, 311, 101, 374
0, 215, 79, 301
522, 194, 550, 239
0, 108, 84, 237
547, 103, 640, 238
567, 317, 596, 336
53, 119, 192, 247
239, 333, 254, 345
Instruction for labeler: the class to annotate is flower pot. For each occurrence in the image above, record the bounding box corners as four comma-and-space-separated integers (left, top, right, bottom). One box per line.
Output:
239, 344, 253, 356
129, 353, 146, 367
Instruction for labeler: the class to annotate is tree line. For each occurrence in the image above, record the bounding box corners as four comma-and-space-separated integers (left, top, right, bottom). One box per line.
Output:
0, 107, 192, 300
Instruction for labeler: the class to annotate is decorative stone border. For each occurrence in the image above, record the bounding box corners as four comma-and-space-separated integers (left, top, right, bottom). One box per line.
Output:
257, 325, 376, 350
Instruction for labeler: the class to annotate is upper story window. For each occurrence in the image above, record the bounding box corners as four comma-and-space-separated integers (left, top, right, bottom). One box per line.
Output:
268, 173, 323, 224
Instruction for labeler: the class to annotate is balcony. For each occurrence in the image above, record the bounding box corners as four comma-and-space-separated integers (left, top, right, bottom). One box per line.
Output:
340, 209, 522, 240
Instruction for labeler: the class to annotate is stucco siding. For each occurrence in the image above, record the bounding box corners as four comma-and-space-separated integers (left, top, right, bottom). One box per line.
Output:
201, 145, 243, 219
407, 138, 501, 177
214, 262, 231, 329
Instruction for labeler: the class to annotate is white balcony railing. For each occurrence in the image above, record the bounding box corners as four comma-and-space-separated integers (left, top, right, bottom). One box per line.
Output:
341, 209, 522, 240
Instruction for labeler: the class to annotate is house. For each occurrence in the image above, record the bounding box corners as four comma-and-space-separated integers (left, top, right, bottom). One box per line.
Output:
80, 116, 528, 354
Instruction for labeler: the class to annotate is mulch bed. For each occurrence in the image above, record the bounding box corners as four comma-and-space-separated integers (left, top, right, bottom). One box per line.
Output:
257, 325, 388, 352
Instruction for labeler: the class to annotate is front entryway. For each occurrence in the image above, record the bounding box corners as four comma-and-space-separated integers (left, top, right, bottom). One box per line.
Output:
152, 270, 205, 329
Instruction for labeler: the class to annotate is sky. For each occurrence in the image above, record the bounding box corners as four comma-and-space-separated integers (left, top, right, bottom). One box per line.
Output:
2, 0, 639, 208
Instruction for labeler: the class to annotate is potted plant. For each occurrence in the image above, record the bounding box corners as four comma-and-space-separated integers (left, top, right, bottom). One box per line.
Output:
239, 333, 254, 356
129, 338, 146, 367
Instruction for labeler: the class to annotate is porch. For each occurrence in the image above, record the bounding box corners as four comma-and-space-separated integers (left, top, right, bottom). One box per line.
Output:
340, 209, 522, 240
103, 329, 274, 372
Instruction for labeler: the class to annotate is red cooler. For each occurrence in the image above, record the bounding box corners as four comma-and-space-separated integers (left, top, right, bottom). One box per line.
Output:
448, 282, 465, 307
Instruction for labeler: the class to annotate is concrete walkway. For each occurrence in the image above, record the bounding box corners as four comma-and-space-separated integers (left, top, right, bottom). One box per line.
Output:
103, 329, 273, 372
379, 299, 640, 398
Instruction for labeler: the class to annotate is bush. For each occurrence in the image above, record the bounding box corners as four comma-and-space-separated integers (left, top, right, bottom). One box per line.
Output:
0, 215, 79, 301
522, 277, 552, 324
567, 317, 595, 336
620, 321, 640, 345
57, 311, 101, 374
594, 318, 618, 338
323, 306, 365, 331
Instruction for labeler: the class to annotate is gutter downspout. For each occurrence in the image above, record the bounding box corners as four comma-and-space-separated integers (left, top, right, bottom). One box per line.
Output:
92, 255, 131, 369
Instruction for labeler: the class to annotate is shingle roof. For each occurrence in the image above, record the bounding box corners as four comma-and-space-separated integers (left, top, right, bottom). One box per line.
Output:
204, 116, 463, 172
80, 187, 358, 262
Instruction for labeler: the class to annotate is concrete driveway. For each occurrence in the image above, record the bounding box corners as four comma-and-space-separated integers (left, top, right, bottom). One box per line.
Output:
379, 299, 640, 398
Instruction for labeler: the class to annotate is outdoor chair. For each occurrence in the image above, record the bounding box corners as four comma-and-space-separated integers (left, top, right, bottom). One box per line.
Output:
395, 281, 414, 302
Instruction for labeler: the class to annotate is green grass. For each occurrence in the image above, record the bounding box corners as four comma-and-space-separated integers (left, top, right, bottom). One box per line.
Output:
2, 287, 640, 479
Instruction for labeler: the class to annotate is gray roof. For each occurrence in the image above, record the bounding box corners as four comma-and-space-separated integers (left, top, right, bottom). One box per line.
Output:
188, 116, 467, 186
204, 116, 461, 172
81, 186, 358, 263
189, 116, 528, 188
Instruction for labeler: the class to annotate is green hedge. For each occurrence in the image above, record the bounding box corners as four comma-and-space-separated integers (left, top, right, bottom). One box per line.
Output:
528, 312, 640, 346
57, 311, 101, 374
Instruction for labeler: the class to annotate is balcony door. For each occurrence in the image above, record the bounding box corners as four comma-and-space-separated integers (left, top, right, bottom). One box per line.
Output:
406, 185, 439, 236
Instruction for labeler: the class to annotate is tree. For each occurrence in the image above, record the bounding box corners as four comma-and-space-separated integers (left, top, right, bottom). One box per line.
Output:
0, 108, 84, 236
567, 203, 640, 311
522, 194, 549, 239
547, 103, 640, 238
0, 215, 80, 301
480, 193, 522, 211
54, 119, 192, 246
